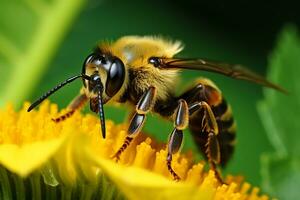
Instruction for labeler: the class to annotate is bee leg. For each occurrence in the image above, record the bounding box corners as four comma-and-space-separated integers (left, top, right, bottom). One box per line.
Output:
166, 99, 189, 181
206, 132, 224, 184
179, 82, 225, 183
193, 101, 223, 184
52, 93, 88, 123
112, 87, 156, 161
112, 112, 145, 161
178, 83, 206, 104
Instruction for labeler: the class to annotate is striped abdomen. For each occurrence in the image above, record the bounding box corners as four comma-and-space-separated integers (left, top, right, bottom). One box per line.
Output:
189, 84, 236, 167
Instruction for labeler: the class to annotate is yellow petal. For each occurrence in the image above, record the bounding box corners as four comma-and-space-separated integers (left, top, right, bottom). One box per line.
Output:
89, 155, 213, 200
0, 134, 68, 177
0, 102, 271, 200
0, 102, 70, 177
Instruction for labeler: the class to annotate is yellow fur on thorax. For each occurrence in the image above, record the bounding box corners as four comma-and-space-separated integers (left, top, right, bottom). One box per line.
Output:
99, 36, 184, 101
102, 36, 183, 63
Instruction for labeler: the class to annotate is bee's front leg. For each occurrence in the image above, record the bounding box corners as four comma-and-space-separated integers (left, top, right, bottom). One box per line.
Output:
52, 92, 88, 123
112, 86, 157, 161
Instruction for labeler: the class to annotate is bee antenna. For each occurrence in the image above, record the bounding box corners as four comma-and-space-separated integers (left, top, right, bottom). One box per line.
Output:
27, 74, 90, 112
98, 88, 106, 139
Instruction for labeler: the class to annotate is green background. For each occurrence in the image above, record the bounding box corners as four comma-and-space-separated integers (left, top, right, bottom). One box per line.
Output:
1, 0, 299, 195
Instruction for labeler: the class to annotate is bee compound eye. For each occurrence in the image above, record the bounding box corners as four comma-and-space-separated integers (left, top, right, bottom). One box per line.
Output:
105, 58, 126, 97
148, 57, 161, 68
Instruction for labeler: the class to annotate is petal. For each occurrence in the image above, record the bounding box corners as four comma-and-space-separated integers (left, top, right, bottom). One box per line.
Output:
0, 133, 68, 177
89, 155, 215, 200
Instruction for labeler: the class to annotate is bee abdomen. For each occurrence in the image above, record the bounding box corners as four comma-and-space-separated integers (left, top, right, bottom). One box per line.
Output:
189, 98, 236, 167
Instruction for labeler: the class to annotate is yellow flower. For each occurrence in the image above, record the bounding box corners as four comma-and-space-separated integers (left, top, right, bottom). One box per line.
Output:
0, 101, 270, 200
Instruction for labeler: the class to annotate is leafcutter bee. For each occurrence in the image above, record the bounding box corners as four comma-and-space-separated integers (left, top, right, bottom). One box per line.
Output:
28, 36, 285, 182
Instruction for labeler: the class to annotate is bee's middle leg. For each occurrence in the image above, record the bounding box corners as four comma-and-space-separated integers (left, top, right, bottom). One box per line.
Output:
112, 87, 156, 161
166, 99, 189, 181
165, 100, 207, 181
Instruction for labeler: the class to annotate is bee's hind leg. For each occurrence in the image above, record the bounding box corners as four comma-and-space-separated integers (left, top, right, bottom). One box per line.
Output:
206, 131, 224, 184
52, 93, 88, 123
112, 87, 156, 161
191, 101, 224, 184
166, 99, 224, 183
176, 82, 225, 184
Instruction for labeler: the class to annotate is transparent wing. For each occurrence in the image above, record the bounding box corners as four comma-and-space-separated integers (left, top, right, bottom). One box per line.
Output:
160, 58, 287, 93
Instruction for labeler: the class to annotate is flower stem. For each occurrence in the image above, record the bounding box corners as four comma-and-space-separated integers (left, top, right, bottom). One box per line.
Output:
30, 173, 42, 200
0, 167, 13, 200
11, 174, 26, 200
0, 165, 126, 200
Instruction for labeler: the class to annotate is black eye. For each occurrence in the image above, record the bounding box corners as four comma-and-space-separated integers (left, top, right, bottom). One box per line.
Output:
148, 57, 161, 68
105, 57, 125, 97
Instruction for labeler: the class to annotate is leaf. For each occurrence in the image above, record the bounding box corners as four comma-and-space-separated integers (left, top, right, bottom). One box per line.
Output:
0, 0, 86, 108
257, 25, 300, 199
258, 26, 300, 156
261, 153, 300, 200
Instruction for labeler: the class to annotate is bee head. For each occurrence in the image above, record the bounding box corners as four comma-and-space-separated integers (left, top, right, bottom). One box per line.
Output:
82, 53, 126, 103
80, 52, 125, 139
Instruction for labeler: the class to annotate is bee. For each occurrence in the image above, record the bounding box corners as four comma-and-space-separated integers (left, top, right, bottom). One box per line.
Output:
28, 36, 285, 182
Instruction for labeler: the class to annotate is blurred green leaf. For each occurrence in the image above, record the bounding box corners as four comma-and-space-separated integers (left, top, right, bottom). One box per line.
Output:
261, 154, 300, 199
0, 0, 86, 108
257, 25, 300, 199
